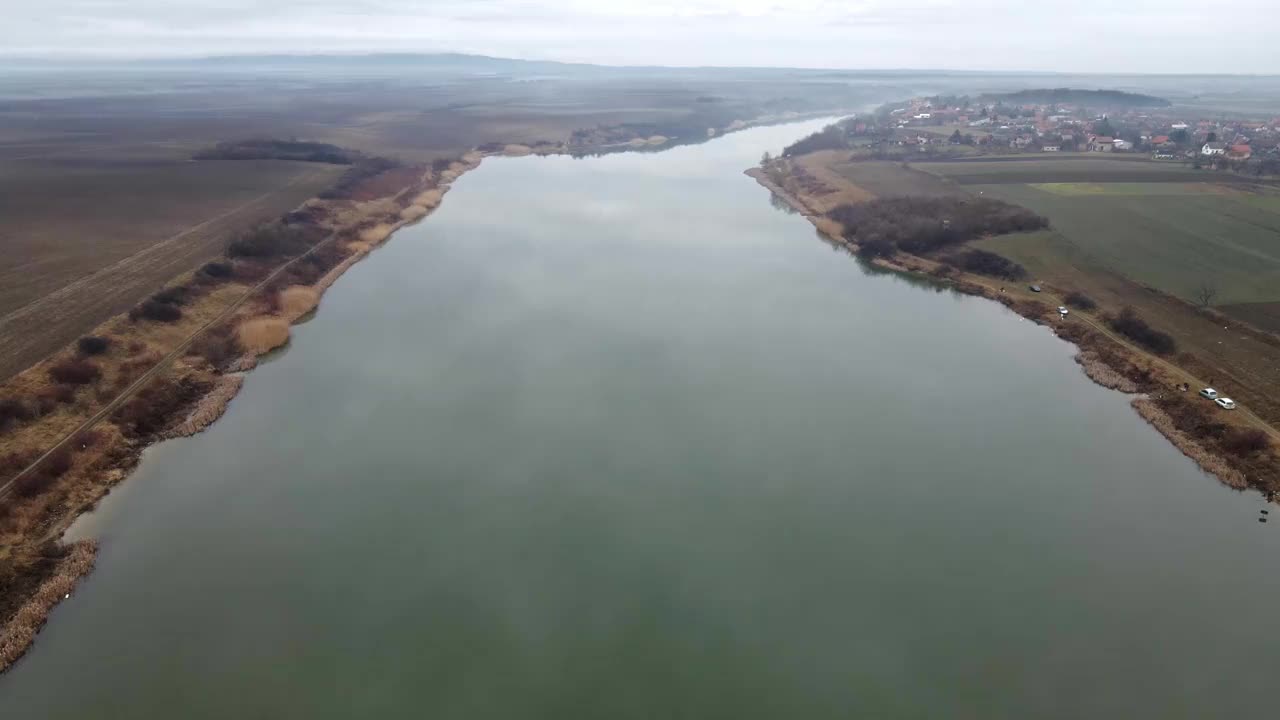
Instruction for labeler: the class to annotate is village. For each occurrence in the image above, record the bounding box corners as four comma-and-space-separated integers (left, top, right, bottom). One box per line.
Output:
853, 92, 1280, 172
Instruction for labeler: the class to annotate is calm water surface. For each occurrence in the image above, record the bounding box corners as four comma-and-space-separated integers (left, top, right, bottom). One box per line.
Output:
2, 120, 1278, 718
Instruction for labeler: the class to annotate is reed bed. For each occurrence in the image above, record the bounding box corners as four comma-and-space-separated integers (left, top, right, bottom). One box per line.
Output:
399, 205, 428, 222
358, 223, 394, 245
411, 189, 443, 209
165, 374, 244, 438
236, 317, 290, 356
1075, 351, 1139, 393
1132, 398, 1248, 488
278, 286, 320, 321
0, 540, 98, 674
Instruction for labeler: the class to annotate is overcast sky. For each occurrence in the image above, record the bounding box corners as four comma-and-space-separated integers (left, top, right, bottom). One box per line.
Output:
5, 0, 1276, 73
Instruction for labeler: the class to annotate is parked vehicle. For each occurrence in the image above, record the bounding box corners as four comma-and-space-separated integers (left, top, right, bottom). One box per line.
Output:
1214, 397, 1236, 410
1057, 306, 1069, 316
1029, 284, 1042, 293
1199, 388, 1218, 400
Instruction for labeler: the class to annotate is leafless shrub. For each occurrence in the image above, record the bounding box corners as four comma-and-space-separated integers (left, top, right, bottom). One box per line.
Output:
0, 398, 34, 432
1221, 428, 1271, 457
47, 358, 100, 386
128, 299, 182, 323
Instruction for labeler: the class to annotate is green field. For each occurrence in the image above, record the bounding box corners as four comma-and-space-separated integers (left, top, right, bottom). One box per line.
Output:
913, 156, 1209, 185
970, 182, 1280, 306
1027, 182, 1236, 196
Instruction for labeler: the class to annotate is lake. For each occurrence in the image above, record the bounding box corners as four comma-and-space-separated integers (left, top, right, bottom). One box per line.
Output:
2, 119, 1277, 718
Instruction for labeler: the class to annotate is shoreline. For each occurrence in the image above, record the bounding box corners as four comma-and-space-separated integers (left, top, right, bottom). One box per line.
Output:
0, 152, 486, 673
0, 113, 827, 670
745, 166, 1278, 495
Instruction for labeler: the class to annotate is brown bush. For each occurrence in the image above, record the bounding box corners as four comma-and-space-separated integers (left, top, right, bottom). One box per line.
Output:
828, 195, 1048, 255
76, 335, 111, 356
13, 448, 73, 498
1109, 307, 1176, 355
1064, 291, 1097, 310
29, 390, 59, 415
226, 222, 320, 259
0, 449, 39, 480
188, 326, 242, 369
129, 299, 183, 323
0, 397, 34, 432
150, 285, 192, 306
112, 352, 160, 392
952, 249, 1026, 279
1161, 394, 1227, 440
231, 259, 274, 283
47, 358, 101, 386
113, 375, 209, 439
198, 261, 234, 281
1221, 428, 1271, 457
50, 384, 77, 404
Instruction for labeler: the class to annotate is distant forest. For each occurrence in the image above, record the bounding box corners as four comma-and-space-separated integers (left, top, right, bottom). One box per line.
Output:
979, 88, 1170, 108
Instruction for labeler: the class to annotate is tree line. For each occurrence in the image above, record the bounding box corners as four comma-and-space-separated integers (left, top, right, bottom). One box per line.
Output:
828, 196, 1048, 257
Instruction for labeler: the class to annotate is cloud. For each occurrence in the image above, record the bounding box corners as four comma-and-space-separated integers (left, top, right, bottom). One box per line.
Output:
3, 0, 1276, 73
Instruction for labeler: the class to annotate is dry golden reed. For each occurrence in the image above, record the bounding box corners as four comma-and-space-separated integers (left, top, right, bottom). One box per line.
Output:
811, 217, 845, 240
399, 205, 428, 222
1075, 351, 1139, 393
1131, 398, 1247, 488
358, 224, 393, 245
0, 540, 98, 674
412, 189, 443, 208
236, 317, 290, 356
166, 374, 243, 438
278, 286, 320, 320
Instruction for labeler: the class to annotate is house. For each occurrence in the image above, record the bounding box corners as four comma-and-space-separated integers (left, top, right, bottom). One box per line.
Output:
1171, 121, 1189, 130
1227, 144, 1252, 160
1089, 136, 1115, 152
1201, 141, 1227, 156
1042, 145, 1061, 152
1151, 135, 1171, 146
1113, 139, 1132, 151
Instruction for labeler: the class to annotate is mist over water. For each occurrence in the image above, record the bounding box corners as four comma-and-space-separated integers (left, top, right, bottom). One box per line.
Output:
2, 119, 1277, 718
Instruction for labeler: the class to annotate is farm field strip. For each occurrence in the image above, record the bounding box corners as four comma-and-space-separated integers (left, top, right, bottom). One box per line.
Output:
970, 183, 1280, 306
0, 165, 342, 380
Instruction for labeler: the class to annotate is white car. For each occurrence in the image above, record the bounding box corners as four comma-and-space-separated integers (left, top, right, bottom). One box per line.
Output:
1215, 397, 1236, 410
1199, 388, 1218, 400
1057, 306, 1069, 316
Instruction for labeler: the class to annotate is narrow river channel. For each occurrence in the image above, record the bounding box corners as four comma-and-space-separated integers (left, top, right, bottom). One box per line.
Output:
2, 119, 1277, 718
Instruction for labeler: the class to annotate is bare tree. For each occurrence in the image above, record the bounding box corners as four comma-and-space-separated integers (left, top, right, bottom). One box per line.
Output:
1195, 282, 1217, 307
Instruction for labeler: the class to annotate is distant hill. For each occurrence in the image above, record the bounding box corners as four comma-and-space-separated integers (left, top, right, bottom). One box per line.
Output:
981, 88, 1171, 107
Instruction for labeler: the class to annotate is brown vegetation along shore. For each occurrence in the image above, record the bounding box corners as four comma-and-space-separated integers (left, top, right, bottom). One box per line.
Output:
0, 540, 96, 674
0, 115, 843, 667
0, 150, 484, 671
746, 165, 1280, 496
